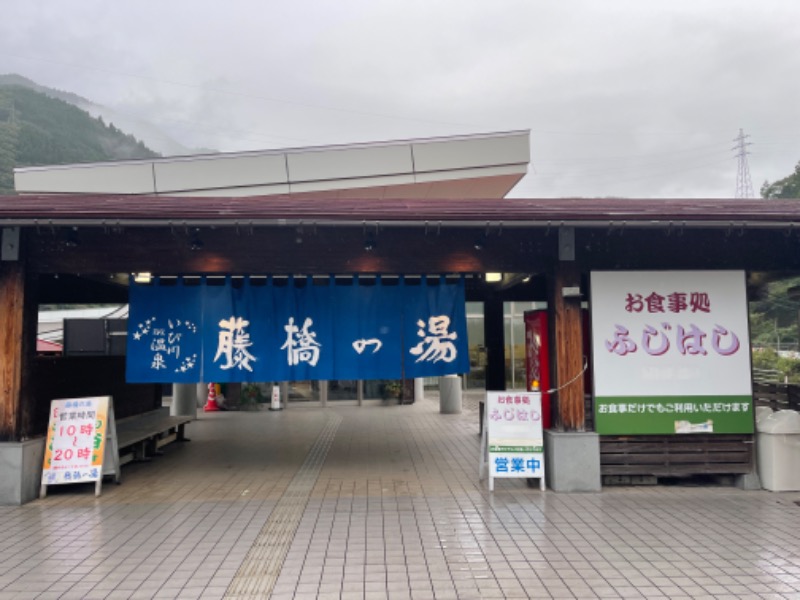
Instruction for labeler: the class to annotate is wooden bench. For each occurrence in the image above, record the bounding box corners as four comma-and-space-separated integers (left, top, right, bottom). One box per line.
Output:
600, 434, 754, 478
115, 408, 192, 466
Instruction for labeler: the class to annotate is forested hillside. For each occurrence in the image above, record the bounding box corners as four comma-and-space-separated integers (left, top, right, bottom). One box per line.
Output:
0, 83, 159, 193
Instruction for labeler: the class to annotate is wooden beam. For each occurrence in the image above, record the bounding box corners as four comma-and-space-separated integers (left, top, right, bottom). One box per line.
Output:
550, 263, 585, 431
0, 261, 35, 441
27, 227, 556, 275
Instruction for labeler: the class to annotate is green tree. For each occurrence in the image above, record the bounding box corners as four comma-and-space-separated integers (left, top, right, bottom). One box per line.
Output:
0, 91, 19, 193
749, 275, 800, 350
752, 348, 800, 384
761, 161, 800, 199
0, 82, 160, 193
0, 122, 18, 193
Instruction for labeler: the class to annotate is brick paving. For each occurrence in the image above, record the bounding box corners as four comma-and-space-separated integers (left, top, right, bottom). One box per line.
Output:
0, 394, 799, 599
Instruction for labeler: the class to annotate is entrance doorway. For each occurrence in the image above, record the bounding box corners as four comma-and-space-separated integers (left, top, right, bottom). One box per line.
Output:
284, 379, 406, 406
465, 301, 547, 392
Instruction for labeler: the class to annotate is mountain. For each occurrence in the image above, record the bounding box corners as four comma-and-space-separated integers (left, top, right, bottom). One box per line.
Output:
0, 78, 162, 193
0, 74, 91, 107
0, 74, 212, 158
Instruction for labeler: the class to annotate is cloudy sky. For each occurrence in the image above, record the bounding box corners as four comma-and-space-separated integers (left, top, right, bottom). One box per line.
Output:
2, 0, 799, 198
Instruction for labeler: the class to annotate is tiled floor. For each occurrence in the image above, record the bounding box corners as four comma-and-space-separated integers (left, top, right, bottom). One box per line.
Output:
1, 394, 799, 599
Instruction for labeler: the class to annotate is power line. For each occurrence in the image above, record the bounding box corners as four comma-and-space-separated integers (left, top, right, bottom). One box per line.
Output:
513, 157, 732, 191
531, 141, 732, 164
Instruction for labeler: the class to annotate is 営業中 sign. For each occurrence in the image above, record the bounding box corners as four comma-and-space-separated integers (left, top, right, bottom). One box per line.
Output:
480, 391, 545, 491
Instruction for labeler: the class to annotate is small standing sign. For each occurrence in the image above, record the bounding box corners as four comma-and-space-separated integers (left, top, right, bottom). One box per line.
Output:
269, 384, 282, 411
480, 390, 545, 491
40, 396, 120, 498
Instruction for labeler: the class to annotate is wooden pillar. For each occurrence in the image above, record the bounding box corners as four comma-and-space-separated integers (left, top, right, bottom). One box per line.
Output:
0, 260, 35, 442
549, 261, 586, 431
484, 297, 506, 391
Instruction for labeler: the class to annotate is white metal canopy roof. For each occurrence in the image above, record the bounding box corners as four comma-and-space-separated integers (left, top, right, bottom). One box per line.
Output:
14, 130, 530, 199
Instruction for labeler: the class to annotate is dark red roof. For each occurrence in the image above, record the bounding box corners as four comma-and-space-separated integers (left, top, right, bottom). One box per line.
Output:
1, 195, 799, 228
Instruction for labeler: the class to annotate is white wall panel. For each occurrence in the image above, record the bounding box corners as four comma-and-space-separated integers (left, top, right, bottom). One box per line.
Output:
164, 183, 291, 197
287, 145, 413, 183
154, 154, 287, 193
15, 131, 530, 199
413, 133, 529, 173
15, 163, 155, 194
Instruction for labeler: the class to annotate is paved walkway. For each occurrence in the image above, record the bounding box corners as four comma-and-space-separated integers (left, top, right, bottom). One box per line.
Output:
1, 395, 800, 599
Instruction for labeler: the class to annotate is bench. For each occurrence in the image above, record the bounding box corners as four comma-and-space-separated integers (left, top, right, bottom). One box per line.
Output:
115, 408, 192, 466
600, 434, 754, 479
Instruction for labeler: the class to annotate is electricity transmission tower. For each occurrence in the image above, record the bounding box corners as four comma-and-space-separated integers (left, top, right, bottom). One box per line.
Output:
733, 128, 754, 198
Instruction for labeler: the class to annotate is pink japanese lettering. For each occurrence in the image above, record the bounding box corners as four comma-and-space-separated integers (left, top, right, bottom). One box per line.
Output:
667, 292, 687, 313
645, 292, 666, 313
711, 324, 740, 356
625, 293, 644, 313
642, 323, 670, 356
690, 292, 711, 313
605, 325, 637, 355
676, 324, 708, 355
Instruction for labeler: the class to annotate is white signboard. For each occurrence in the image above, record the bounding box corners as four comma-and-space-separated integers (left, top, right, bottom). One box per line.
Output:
480, 391, 545, 491
590, 270, 753, 435
41, 396, 120, 498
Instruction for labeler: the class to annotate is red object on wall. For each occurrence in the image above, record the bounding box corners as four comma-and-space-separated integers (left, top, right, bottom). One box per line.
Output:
524, 311, 551, 429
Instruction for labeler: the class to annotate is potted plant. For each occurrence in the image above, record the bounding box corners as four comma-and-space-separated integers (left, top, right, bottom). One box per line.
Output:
240, 383, 265, 409
382, 380, 402, 400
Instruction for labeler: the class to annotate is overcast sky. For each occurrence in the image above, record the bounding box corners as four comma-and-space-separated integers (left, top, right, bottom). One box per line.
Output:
2, 0, 800, 198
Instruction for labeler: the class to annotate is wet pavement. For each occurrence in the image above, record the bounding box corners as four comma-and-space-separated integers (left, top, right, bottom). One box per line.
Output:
1, 394, 799, 599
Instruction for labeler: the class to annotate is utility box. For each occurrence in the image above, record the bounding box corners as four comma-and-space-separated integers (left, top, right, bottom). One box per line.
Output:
756, 409, 800, 491
64, 319, 127, 356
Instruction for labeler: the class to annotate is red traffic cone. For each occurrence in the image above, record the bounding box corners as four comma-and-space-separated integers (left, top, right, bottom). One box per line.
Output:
204, 383, 220, 412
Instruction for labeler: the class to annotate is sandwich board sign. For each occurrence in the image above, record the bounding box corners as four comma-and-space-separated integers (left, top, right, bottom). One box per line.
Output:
480, 390, 545, 491
40, 396, 120, 498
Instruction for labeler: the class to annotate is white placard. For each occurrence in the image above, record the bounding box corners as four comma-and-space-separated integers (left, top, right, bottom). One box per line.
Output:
590, 270, 754, 435
480, 391, 545, 491
40, 396, 120, 498
591, 270, 751, 397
